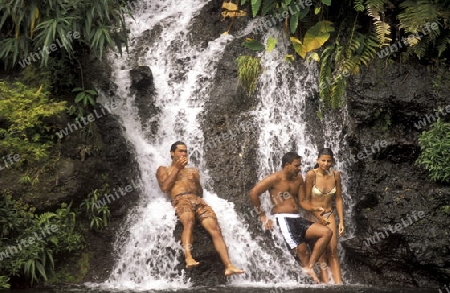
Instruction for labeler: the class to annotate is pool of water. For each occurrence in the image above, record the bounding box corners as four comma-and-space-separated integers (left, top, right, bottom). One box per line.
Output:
4, 285, 440, 293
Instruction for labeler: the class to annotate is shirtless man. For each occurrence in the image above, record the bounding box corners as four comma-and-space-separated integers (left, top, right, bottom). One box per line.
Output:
249, 152, 332, 283
156, 141, 244, 276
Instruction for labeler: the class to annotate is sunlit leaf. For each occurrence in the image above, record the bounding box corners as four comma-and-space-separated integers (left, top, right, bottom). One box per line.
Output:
290, 36, 306, 58
285, 54, 295, 61
266, 36, 278, 52
222, 2, 239, 11
303, 20, 334, 53
308, 52, 321, 62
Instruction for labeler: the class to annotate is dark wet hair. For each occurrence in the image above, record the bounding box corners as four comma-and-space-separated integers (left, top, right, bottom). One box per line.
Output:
318, 148, 334, 159
170, 141, 186, 158
314, 148, 334, 168
281, 152, 301, 168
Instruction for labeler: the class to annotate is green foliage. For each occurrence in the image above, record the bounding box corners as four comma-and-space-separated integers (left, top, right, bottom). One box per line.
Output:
80, 188, 111, 230
0, 81, 66, 164
358, 0, 450, 61
73, 88, 97, 107
0, 197, 84, 287
236, 56, 263, 95
243, 38, 265, 51
416, 119, 450, 183
291, 20, 335, 59
319, 30, 380, 108
0, 0, 130, 68
0, 276, 10, 288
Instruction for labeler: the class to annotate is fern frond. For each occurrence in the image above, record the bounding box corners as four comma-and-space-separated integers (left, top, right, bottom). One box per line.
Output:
436, 34, 450, 57
330, 77, 346, 109
398, 0, 439, 33
354, 0, 365, 12
407, 39, 428, 58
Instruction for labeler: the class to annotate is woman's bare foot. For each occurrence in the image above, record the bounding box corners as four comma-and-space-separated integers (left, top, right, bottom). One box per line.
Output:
303, 267, 320, 284
224, 264, 245, 276
185, 258, 200, 268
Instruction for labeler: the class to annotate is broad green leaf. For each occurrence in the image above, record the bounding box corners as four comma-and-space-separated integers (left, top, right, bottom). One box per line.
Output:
261, 0, 277, 16
290, 36, 306, 58
290, 10, 299, 33
303, 20, 335, 53
85, 90, 98, 95
243, 38, 265, 51
75, 92, 85, 103
322, 0, 332, 5
266, 37, 278, 52
251, 0, 262, 17
295, 5, 310, 20
72, 87, 83, 92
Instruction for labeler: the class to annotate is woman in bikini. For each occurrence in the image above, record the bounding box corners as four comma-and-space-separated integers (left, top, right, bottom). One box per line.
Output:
304, 148, 344, 284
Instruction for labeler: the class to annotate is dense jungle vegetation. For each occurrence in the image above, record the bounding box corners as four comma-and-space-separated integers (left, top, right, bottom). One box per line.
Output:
0, 0, 449, 288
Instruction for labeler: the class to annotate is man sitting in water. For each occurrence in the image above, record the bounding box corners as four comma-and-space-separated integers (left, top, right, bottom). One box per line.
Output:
156, 141, 244, 276
249, 152, 332, 283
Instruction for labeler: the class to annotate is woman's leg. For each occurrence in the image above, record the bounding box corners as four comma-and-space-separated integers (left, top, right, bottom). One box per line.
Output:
328, 216, 342, 284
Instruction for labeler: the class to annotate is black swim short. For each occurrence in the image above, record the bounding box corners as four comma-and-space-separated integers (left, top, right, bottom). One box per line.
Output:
275, 214, 313, 249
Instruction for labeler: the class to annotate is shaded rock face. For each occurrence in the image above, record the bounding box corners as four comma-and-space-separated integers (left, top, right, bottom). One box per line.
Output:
342, 62, 450, 287
130, 66, 160, 136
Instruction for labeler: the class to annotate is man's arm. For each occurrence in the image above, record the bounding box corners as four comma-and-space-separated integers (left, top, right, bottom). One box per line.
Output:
249, 174, 277, 229
156, 166, 180, 193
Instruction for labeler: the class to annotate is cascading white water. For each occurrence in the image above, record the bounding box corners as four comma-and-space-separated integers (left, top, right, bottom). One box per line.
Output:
86, 0, 353, 290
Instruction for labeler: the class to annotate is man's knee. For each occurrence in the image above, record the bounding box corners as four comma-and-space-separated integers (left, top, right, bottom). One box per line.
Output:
202, 218, 222, 235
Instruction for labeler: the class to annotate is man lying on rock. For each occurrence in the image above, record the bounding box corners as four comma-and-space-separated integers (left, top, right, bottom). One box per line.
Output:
156, 141, 244, 276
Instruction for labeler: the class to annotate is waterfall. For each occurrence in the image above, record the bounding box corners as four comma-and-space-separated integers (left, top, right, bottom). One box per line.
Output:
86, 0, 352, 290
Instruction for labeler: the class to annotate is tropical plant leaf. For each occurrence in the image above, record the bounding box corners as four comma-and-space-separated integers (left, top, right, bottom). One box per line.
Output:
266, 36, 277, 52
302, 20, 334, 54
290, 36, 306, 58
243, 38, 265, 51
290, 9, 299, 33
222, 2, 239, 11
251, 0, 262, 17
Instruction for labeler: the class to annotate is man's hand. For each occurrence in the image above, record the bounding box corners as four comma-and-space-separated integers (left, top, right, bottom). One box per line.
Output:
260, 214, 273, 230
174, 157, 188, 170
314, 207, 330, 226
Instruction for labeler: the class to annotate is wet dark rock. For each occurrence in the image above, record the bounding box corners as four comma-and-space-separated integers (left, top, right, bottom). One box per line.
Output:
130, 65, 160, 136
343, 62, 450, 287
